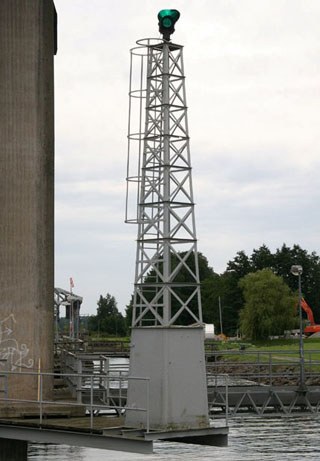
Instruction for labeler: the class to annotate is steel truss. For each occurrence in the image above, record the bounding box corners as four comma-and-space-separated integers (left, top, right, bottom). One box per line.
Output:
209, 385, 320, 416
127, 40, 202, 327
54, 287, 83, 340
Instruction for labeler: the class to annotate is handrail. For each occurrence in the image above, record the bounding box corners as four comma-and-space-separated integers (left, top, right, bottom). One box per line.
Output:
206, 349, 320, 386
0, 370, 150, 432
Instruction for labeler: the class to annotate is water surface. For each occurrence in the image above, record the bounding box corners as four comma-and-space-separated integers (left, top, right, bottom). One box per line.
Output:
28, 414, 320, 461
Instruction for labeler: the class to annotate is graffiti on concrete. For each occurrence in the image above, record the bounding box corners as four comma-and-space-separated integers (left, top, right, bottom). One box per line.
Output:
0, 314, 34, 371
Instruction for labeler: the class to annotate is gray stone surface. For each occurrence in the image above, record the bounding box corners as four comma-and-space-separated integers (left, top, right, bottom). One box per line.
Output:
0, 0, 56, 403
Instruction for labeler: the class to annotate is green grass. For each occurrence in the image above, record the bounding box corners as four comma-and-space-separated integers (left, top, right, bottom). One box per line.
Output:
205, 337, 320, 365
87, 336, 130, 342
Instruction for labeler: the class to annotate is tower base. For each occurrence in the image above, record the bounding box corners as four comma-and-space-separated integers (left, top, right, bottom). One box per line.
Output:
125, 326, 209, 430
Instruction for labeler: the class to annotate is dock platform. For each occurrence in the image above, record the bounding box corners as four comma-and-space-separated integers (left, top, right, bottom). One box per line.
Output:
0, 414, 228, 455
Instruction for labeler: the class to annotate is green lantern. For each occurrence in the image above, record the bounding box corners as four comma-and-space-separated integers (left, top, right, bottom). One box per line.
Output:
158, 9, 180, 40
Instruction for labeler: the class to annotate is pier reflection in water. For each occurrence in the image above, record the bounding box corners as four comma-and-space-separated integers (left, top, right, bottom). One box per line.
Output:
28, 414, 320, 461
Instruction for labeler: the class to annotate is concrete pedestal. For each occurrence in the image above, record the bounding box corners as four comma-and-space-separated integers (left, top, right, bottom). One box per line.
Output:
125, 326, 209, 430
0, 438, 27, 461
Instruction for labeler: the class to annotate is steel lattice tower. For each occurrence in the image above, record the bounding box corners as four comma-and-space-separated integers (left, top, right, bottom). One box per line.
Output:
127, 40, 202, 328
125, 12, 218, 433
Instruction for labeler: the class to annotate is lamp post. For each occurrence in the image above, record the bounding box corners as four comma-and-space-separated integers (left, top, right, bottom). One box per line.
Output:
218, 296, 223, 335
290, 264, 305, 390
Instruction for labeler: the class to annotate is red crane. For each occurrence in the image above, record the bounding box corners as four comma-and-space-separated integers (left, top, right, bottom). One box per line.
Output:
300, 298, 320, 335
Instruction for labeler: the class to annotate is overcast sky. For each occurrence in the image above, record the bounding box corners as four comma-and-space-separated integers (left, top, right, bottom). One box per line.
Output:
53, 0, 320, 315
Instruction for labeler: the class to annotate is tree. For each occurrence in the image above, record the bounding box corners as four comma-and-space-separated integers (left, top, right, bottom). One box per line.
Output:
201, 272, 222, 327
273, 244, 320, 321
218, 271, 243, 334
227, 250, 252, 277
239, 269, 297, 340
125, 296, 133, 331
97, 293, 118, 318
213, 251, 253, 334
88, 293, 127, 336
222, 244, 320, 333
251, 244, 274, 271
126, 244, 320, 335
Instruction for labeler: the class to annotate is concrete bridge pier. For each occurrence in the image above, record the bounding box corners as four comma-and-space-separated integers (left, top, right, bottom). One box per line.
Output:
0, 0, 57, 411
0, 438, 27, 461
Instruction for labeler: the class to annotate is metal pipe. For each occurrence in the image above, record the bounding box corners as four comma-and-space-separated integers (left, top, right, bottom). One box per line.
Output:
90, 375, 93, 430
39, 373, 43, 427
298, 273, 305, 389
218, 296, 223, 335
146, 379, 150, 433
225, 374, 229, 426
162, 41, 171, 325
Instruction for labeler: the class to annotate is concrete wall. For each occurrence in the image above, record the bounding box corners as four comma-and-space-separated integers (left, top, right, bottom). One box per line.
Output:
0, 0, 56, 405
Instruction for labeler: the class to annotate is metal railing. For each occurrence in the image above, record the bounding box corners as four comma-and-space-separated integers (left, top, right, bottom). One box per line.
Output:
83, 340, 130, 355
206, 349, 320, 386
206, 350, 320, 416
0, 359, 8, 398
207, 373, 229, 425
0, 370, 150, 432
59, 350, 129, 405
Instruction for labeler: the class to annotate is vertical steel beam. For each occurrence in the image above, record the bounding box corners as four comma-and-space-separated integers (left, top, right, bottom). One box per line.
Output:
162, 42, 171, 324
